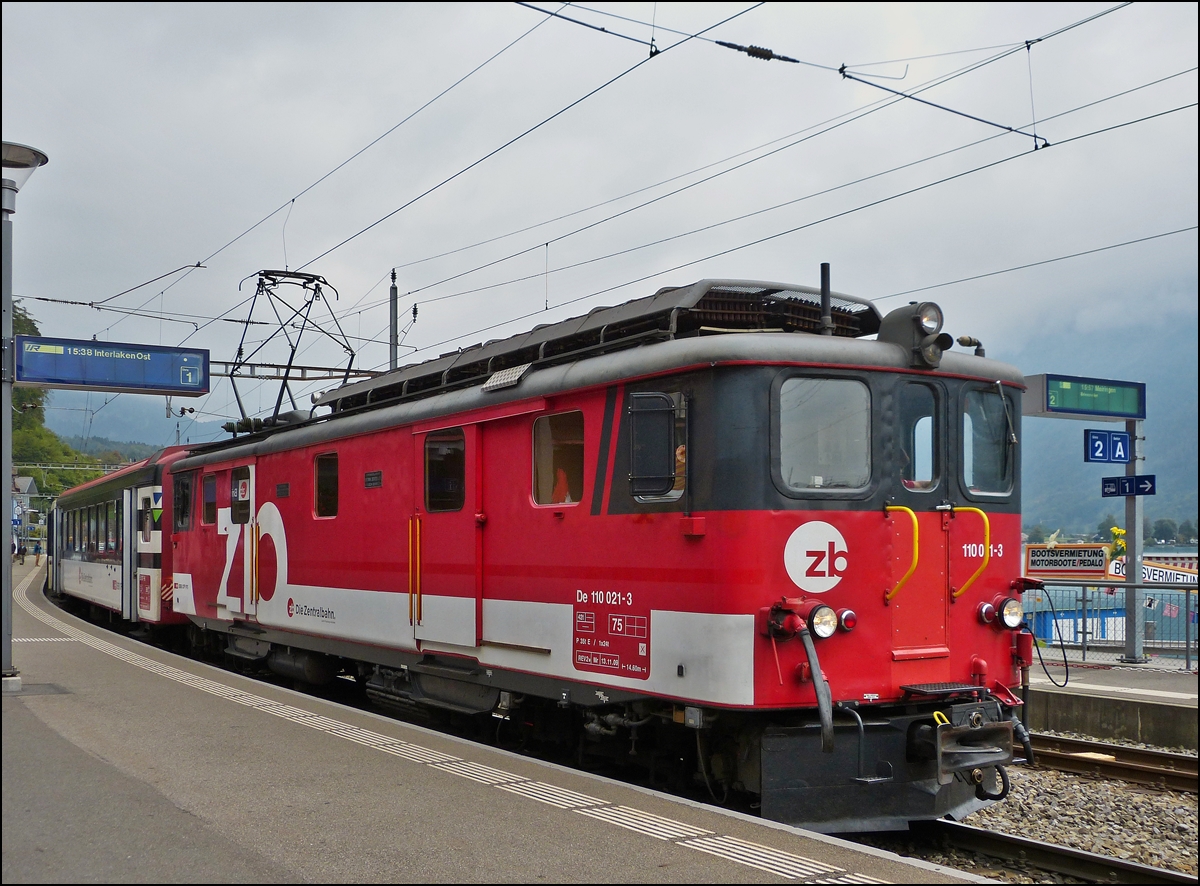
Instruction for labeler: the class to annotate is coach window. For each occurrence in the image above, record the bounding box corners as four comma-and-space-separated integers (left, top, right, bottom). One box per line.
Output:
962, 386, 1015, 496
141, 497, 153, 542
315, 454, 338, 517
174, 473, 194, 532
109, 500, 120, 554
425, 431, 464, 512
778, 378, 871, 491
533, 411, 584, 505
202, 476, 217, 525
232, 467, 252, 524
87, 506, 98, 554
899, 383, 938, 491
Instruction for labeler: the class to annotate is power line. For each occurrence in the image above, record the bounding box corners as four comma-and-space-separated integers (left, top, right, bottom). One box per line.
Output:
877, 226, 1199, 301
348, 65, 1197, 317
295, 4, 765, 271
374, 102, 1196, 366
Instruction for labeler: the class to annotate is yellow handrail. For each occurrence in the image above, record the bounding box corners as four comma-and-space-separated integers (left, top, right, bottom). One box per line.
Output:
885, 505, 919, 602
952, 507, 991, 598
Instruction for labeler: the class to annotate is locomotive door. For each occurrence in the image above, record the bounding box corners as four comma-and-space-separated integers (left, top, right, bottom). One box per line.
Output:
216, 462, 259, 622
412, 425, 481, 648
890, 382, 950, 658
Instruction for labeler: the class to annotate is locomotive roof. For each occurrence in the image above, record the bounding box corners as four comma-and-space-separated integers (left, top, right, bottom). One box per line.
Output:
314, 279, 882, 413
171, 286, 1023, 472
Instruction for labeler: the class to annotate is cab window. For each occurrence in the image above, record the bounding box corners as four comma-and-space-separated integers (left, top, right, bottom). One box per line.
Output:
962, 386, 1015, 495
533, 412, 584, 505
778, 378, 871, 491
899, 383, 937, 491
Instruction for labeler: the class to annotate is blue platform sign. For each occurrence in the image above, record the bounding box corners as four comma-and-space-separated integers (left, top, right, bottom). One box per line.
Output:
1103, 474, 1156, 497
1085, 429, 1131, 463
14, 336, 209, 396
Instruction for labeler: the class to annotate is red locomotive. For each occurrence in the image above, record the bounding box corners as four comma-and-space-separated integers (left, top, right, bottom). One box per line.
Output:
51, 277, 1031, 832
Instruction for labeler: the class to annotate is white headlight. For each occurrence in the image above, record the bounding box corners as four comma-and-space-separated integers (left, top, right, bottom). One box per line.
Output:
1000, 597, 1023, 629
916, 302, 943, 334
809, 605, 838, 639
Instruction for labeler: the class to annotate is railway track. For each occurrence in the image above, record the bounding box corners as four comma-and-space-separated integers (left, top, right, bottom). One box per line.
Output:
1030, 733, 1199, 794
919, 820, 1198, 885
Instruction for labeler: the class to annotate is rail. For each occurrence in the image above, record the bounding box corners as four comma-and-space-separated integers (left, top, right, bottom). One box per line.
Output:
1030, 734, 1198, 794
921, 820, 1196, 884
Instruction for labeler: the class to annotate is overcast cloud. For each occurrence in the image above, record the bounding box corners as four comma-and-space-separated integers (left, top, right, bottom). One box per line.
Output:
3, 2, 1196, 443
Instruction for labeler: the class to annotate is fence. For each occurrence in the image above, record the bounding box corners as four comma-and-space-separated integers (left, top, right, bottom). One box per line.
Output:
1026, 581, 1198, 669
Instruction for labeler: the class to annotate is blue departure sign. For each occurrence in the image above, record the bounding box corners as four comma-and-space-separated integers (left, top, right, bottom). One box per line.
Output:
1085, 429, 1131, 463
1102, 474, 1156, 497
14, 335, 209, 396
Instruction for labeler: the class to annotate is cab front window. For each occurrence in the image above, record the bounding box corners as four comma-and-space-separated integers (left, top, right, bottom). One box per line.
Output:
778, 377, 871, 491
962, 386, 1016, 495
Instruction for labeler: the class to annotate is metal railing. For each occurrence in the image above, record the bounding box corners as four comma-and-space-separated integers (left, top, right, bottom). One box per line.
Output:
1026, 579, 1198, 669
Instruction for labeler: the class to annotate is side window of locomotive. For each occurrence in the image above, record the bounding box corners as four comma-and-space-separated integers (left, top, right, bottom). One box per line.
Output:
314, 455, 338, 518
426, 431, 465, 512
962, 386, 1015, 495
630, 393, 687, 501
232, 466, 252, 524
141, 497, 153, 542
899, 383, 937, 491
533, 412, 584, 505
202, 476, 217, 525
778, 378, 871, 491
174, 473, 194, 532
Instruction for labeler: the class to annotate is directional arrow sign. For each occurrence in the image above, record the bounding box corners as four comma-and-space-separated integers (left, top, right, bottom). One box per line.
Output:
1103, 475, 1156, 497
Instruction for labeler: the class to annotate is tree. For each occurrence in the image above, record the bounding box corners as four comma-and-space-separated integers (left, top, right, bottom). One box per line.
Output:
1096, 514, 1118, 542
1144, 516, 1153, 543
1152, 519, 1178, 543
1025, 524, 1046, 543
1177, 519, 1197, 543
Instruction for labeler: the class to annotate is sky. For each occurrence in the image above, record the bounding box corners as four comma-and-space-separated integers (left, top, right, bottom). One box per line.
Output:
4, 2, 1198, 499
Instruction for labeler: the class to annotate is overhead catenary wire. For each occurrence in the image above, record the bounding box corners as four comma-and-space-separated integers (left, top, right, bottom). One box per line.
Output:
372, 7, 1158, 309
343, 66, 1198, 318
351, 102, 1196, 369
876, 226, 1199, 302
295, 3, 766, 271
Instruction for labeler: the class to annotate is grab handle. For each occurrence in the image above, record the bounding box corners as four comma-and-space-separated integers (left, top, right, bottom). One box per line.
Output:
885, 505, 919, 603
408, 515, 422, 624
951, 507, 991, 598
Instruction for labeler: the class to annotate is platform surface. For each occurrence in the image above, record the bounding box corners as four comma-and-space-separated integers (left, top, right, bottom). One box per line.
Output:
3, 561, 982, 884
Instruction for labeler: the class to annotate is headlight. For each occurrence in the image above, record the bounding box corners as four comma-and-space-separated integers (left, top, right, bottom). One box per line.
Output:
916, 302, 943, 334
977, 602, 996, 625
808, 605, 838, 639
1000, 597, 1023, 629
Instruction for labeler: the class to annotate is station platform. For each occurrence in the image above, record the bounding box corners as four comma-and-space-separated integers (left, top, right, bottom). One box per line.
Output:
2, 561, 981, 885
1024, 660, 1197, 750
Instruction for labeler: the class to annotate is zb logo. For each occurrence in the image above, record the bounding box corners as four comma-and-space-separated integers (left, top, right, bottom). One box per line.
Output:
784, 521, 849, 594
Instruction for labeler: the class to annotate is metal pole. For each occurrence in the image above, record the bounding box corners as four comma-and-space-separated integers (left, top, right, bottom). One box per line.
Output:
2, 176, 17, 688
1186, 586, 1192, 672
389, 269, 398, 370
1121, 418, 1146, 663
819, 262, 833, 336
1079, 587, 1089, 662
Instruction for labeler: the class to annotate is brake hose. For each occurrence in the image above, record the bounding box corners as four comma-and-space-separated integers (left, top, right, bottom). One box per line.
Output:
798, 627, 835, 753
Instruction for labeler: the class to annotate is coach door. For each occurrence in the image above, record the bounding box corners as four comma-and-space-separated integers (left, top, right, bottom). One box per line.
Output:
889, 382, 951, 659
411, 425, 481, 648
